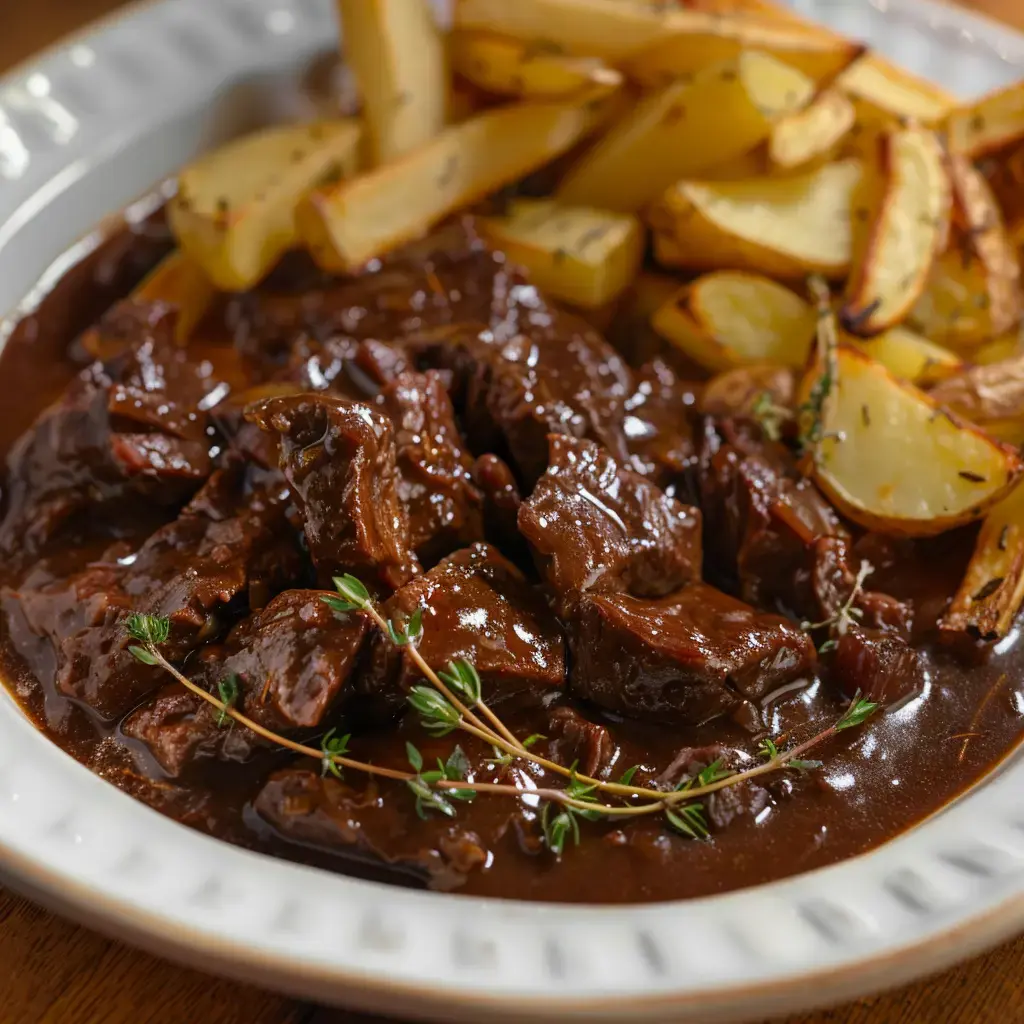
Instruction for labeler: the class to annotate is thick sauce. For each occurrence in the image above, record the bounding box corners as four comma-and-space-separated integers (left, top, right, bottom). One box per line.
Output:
1, 212, 1023, 904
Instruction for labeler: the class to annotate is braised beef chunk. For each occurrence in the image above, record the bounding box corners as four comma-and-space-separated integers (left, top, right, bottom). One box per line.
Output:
832, 627, 922, 705
10, 467, 300, 722
570, 583, 816, 726
471, 453, 524, 557
367, 543, 565, 713
0, 302, 215, 554
375, 371, 483, 564
624, 358, 697, 491
445, 289, 636, 485
254, 769, 491, 891
248, 393, 419, 590
518, 435, 701, 613
698, 419, 911, 630
123, 589, 368, 775
228, 221, 507, 380
545, 706, 616, 777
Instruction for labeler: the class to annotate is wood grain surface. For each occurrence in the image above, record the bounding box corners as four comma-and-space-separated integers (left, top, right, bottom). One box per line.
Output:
3, 2, 1024, 1022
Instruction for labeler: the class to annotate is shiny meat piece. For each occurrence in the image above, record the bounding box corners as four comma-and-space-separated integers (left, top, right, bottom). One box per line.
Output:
471, 454, 526, 563
254, 769, 491, 891
14, 467, 302, 722
248, 393, 418, 590
518, 435, 701, 613
832, 627, 922, 705
367, 543, 565, 714
570, 583, 816, 725
123, 590, 369, 775
698, 419, 908, 630
0, 302, 215, 554
545, 706, 616, 778
375, 371, 483, 564
228, 221, 507, 379
447, 288, 636, 486
623, 358, 697, 490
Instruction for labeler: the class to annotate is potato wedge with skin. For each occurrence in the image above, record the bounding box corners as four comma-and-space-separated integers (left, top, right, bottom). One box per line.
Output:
450, 32, 622, 99
650, 158, 861, 280
949, 79, 1024, 160
845, 325, 963, 385
840, 128, 951, 338
336, 0, 446, 164
480, 199, 643, 308
769, 88, 855, 170
803, 345, 1023, 536
910, 157, 1023, 347
651, 272, 816, 372
169, 120, 363, 292
929, 354, 1024, 445
133, 251, 217, 343
940, 481, 1024, 640
298, 100, 600, 273
556, 51, 814, 213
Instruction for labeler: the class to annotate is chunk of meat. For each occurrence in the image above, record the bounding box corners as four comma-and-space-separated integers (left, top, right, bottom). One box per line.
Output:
831, 627, 923, 705
123, 589, 369, 775
545, 706, 616, 778
442, 289, 637, 486
375, 371, 483, 564
366, 543, 565, 715
227, 220, 508, 380
247, 393, 418, 591
9, 467, 301, 721
254, 769, 491, 891
570, 583, 816, 726
699, 419, 910, 631
518, 435, 701, 614
471, 453, 525, 560
623, 358, 697, 491
0, 302, 215, 554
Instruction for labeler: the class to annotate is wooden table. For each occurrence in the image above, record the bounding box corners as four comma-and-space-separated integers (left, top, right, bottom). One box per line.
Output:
4, 1, 1024, 1022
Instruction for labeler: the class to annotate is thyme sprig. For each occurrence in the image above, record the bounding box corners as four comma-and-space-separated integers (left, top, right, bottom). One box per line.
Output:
802, 559, 875, 650
125, 583, 879, 856
797, 276, 840, 456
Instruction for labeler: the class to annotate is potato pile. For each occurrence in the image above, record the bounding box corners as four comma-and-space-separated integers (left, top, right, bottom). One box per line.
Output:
147, 0, 1024, 642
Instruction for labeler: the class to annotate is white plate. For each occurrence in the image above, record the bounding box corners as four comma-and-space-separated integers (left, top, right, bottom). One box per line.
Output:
2, 2, 1024, 1021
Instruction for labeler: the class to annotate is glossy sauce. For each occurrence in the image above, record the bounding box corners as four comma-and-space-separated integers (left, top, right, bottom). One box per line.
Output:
1, 213, 1024, 904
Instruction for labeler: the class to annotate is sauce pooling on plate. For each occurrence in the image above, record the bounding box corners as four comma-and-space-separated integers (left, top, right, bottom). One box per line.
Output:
1, 211, 1023, 904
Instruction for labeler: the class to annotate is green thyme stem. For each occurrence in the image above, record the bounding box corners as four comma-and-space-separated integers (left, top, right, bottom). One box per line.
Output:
133, 641, 414, 783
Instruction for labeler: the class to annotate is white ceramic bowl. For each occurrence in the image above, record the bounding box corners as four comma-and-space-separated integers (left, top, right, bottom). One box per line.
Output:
3, 2, 1024, 1021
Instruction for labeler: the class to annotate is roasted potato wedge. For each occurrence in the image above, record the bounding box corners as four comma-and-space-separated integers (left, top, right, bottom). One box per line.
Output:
337, 0, 446, 164
452, 0, 669, 61
929, 354, 1024, 445
940, 481, 1024, 641
910, 156, 1023, 347
803, 345, 1023, 536
132, 251, 217, 343
556, 51, 814, 213
949, 79, 1024, 160
298, 100, 599, 272
973, 330, 1024, 366
649, 158, 861, 280
768, 88, 856, 170
840, 127, 951, 337
450, 31, 622, 99
845, 325, 963, 385
620, 13, 863, 87
651, 271, 816, 372
480, 199, 643, 308
169, 120, 363, 291
837, 53, 954, 129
